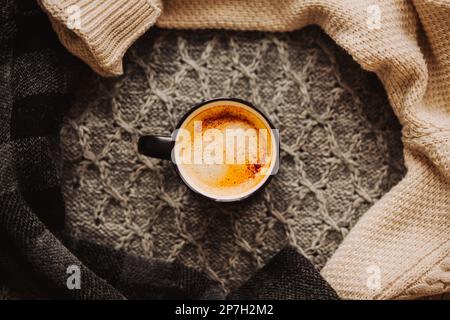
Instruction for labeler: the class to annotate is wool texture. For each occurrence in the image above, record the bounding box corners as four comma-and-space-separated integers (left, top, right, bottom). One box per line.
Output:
38, 0, 450, 299
0, 0, 339, 300
60, 26, 405, 294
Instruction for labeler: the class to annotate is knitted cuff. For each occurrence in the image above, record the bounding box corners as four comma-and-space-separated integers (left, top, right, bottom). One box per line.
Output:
38, 0, 162, 76
321, 151, 450, 299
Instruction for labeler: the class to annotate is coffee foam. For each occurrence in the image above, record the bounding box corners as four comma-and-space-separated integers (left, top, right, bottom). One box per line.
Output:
174, 100, 276, 201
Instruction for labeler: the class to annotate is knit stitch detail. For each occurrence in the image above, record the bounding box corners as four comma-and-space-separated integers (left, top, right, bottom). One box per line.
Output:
38, 0, 162, 76
41, 0, 450, 299
397, 252, 450, 299
60, 27, 405, 294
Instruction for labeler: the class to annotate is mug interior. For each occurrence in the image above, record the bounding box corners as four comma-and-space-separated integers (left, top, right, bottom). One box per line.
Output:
172, 98, 278, 202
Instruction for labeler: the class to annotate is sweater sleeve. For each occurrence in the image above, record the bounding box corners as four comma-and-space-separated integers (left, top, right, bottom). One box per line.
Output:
38, 0, 162, 77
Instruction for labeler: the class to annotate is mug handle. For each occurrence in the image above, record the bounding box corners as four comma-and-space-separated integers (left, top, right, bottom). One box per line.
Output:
138, 136, 173, 160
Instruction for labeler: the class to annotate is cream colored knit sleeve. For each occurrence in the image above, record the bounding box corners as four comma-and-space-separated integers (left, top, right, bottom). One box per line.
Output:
38, 0, 162, 76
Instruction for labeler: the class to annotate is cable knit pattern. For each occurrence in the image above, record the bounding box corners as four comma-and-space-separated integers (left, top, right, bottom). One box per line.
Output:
40, 0, 450, 299
60, 27, 404, 293
400, 255, 450, 299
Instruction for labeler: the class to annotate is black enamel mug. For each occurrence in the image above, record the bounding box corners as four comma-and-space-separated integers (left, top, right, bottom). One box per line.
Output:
138, 98, 279, 202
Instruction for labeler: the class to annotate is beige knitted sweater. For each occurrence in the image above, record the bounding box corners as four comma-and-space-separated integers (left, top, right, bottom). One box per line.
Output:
39, 0, 450, 300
